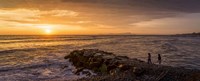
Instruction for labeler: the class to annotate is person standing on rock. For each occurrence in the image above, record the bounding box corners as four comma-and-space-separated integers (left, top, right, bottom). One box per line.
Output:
148, 53, 152, 64
158, 54, 162, 64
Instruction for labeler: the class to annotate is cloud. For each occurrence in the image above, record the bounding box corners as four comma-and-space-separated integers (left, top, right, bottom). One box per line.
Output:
60, 0, 200, 27
0, 8, 82, 32
62, 0, 200, 12
0, 9, 78, 23
0, 9, 40, 22
0, 0, 200, 34
1, 0, 197, 27
2, 0, 200, 13
42, 10, 78, 17
130, 13, 200, 34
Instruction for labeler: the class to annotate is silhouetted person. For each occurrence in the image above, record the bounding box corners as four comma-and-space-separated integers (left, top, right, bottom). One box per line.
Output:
158, 54, 161, 64
147, 53, 152, 64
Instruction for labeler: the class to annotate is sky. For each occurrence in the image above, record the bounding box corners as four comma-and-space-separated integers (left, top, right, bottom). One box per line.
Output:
0, 0, 200, 35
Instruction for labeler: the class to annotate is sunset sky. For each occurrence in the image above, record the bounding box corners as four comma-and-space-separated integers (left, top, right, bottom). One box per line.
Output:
0, 0, 200, 35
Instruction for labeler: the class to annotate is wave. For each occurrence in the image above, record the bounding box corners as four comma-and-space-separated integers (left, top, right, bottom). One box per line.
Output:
160, 43, 178, 53
0, 37, 109, 45
0, 60, 67, 72
0, 48, 52, 55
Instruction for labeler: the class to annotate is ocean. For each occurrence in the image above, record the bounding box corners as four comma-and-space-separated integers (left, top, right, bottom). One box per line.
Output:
0, 35, 200, 80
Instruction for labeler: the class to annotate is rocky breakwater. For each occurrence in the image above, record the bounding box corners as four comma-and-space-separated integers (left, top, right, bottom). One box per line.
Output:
64, 49, 200, 81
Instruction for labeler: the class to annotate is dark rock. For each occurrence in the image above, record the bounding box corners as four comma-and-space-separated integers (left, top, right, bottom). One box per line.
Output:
82, 70, 92, 76
65, 49, 200, 81
75, 68, 84, 75
99, 63, 107, 74
115, 56, 129, 60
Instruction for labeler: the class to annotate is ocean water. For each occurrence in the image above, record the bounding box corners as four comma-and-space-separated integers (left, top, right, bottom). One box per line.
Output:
0, 35, 200, 80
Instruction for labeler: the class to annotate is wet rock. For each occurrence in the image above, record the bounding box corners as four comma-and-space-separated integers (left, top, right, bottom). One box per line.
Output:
65, 49, 200, 81
64, 49, 133, 74
99, 63, 107, 74
75, 68, 84, 75
115, 56, 129, 60
81, 70, 92, 76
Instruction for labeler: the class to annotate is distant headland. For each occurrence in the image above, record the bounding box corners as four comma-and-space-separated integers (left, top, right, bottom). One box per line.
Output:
174, 32, 200, 37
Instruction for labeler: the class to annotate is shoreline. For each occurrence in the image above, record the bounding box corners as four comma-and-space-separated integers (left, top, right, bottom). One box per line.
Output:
65, 49, 200, 81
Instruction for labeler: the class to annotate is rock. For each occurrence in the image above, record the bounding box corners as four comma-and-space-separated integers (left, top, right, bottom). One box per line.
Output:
65, 49, 200, 81
109, 68, 120, 75
81, 70, 92, 76
115, 56, 129, 60
99, 63, 107, 74
75, 68, 84, 75
76, 69, 96, 76
94, 53, 102, 57
65, 49, 125, 74
102, 55, 115, 59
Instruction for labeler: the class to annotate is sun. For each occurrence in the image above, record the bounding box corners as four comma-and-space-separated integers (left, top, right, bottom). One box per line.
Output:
38, 24, 54, 35
45, 29, 52, 35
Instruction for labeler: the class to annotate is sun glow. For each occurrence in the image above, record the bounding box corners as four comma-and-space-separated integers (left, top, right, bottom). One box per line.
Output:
38, 25, 53, 35
45, 29, 52, 34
